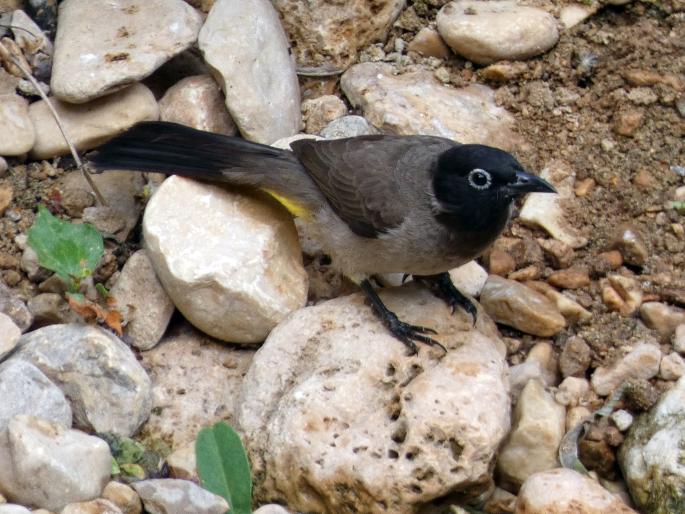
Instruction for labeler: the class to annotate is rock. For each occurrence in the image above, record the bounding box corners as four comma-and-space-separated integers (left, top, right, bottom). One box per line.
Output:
0, 283, 32, 332
619, 375, 685, 512
555, 377, 591, 407
611, 410, 634, 432
158, 74, 237, 136
0, 312, 20, 360
143, 176, 307, 343
611, 224, 649, 267
60, 499, 123, 514
538, 238, 575, 269
488, 248, 517, 276
301, 95, 347, 134
675, 324, 685, 354
273, 0, 404, 68
110, 250, 174, 351
0, 415, 112, 512
509, 361, 545, 401
0, 182, 13, 216
132, 479, 228, 514
613, 108, 644, 137
526, 342, 559, 388
591, 343, 661, 396
139, 321, 255, 449
27, 293, 79, 327
198, 0, 300, 144
559, 336, 592, 378
525, 281, 592, 325
0, 94, 34, 156
559, 3, 598, 30
82, 206, 127, 237
238, 284, 510, 512
640, 302, 685, 343
14, 324, 152, 436
448, 260, 489, 297
567, 406, 592, 431
601, 274, 642, 316
547, 267, 590, 290
574, 177, 596, 197
51, 0, 202, 103
56, 169, 145, 241
0, 505, 31, 514
515, 468, 637, 513
165, 443, 197, 481
10, 9, 53, 80
341, 62, 521, 150
407, 28, 451, 60
497, 380, 566, 490
101, 482, 141, 514
659, 352, 685, 380
319, 115, 379, 139
0, 359, 72, 431
519, 162, 587, 248
253, 506, 292, 514
480, 276, 566, 337
595, 250, 623, 273
29, 83, 159, 160
436, 1, 559, 65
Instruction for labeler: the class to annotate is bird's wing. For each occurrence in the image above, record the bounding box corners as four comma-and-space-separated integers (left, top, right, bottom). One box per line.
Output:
291, 135, 455, 238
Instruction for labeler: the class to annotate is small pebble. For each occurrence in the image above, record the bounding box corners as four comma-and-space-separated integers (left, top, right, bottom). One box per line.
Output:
574, 177, 595, 197
559, 336, 592, 378
640, 302, 685, 342
602, 274, 642, 316
610, 409, 634, 431
675, 324, 685, 354
613, 108, 644, 136
548, 267, 590, 290
659, 352, 685, 380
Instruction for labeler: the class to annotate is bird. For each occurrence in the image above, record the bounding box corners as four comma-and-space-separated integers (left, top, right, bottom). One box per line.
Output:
89, 121, 556, 354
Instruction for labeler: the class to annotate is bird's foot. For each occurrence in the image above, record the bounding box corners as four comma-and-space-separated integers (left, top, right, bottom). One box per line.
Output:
414, 272, 478, 325
360, 279, 446, 355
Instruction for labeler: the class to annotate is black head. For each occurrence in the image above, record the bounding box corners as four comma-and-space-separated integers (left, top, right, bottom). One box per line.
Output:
432, 144, 556, 236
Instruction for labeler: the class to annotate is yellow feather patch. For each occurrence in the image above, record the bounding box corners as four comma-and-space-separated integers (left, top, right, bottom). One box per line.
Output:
262, 189, 311, 219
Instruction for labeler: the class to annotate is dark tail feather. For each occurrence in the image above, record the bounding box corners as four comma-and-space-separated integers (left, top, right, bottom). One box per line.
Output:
88, 121, 301, 180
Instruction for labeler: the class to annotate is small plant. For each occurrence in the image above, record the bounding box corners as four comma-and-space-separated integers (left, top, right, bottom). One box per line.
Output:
27, 205, 123, 334
196, 421, 252, 514
99, 432, 169, 483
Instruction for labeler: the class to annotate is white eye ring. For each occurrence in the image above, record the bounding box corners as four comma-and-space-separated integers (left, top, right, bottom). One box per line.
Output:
467, 168, 492, 190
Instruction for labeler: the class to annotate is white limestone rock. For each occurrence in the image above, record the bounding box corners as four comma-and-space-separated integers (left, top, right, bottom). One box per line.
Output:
239, 284, 510, 512
29, 83, 159, 159
437, 0, 559, 65
132, 479, 228, 514
51, 0, 202, 103
159, 74, 237, 136
198, 0, 301, 144
591, 343, 661, 396
0, 94, 34, 156
0, 312, 20, 360
341, 62, 522, 150
449, 261, 489, 297
13, 324, 152, 436
143, 176, 307, 343
0, 415, 112, 512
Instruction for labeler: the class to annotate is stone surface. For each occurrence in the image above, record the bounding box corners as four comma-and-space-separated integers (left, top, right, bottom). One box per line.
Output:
158, 74, 237, 136
0, 415, 112, 512
0, 359, 72, 432
132, 479, 228, 514
139, 321, 255, 449
659, 352, 685, 380
448, 260, 489, 297
29, 83, 159, 159
319, 115, 379, 139
591, 343, 661, 396
51, 0, 202, 103
555, 377, 591, 407
0, 94, 34, 156
526, 341, 560, 388
60, 499, 123, 514
559, 336, 592, 378
341, 62, 521, 150
548, 267, 590, 290
143, 176, 307, 343
437, 1, 559, 65
525, 280, 592, 325
515, 468, 637, 513
559, 3, 599, 30
165, 443, 197, 481
619, 375, 685, 513
408, 27, 451, 60
198, 0, 301, 144
273, 0, 404, 68
675, 324, 685, 354
0, 283, 32, 332
10, 9, 53, 81
239, 284, 510, 512
519, 162, 587, 248
480, 276, 565, 337
302, 95, 347, 134
497, 380, 566, 490
102, 481, 141, 514
0, 312, 20, 360
602, 274, 643, 317
611, 224, 649, 267
640, 302, 685, 343
14, 324, 152, 436
253, 506, 292, 514
110, 250, 174, 351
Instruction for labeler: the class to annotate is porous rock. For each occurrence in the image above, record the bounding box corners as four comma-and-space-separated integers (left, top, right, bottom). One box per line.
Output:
143, 176, 308, 343
239, 284, 510, 513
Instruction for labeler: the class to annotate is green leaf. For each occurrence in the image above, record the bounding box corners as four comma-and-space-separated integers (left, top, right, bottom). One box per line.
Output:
27, 205, 104, 287
196, 422, 252, 514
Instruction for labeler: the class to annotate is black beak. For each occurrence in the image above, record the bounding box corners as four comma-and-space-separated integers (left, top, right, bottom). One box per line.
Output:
507, 170, 557, 196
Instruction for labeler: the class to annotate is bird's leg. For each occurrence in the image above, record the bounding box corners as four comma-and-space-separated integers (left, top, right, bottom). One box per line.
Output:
359, 279, 446, 355
413, 272, 477, 324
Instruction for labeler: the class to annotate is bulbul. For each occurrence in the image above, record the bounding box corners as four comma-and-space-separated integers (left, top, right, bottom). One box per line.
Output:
90, 121, 555, 353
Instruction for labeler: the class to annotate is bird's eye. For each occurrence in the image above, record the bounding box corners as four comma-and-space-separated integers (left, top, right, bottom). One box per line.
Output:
467, 168, 492, 190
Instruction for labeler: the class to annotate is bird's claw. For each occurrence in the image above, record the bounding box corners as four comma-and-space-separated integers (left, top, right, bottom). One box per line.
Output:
386, 314, 446, 355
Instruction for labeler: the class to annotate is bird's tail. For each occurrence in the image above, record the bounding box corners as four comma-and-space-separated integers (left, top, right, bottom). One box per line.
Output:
88, 122, 321, 211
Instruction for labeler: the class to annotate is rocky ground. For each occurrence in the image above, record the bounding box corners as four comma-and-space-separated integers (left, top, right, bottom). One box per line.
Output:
0, 0, 683, 513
